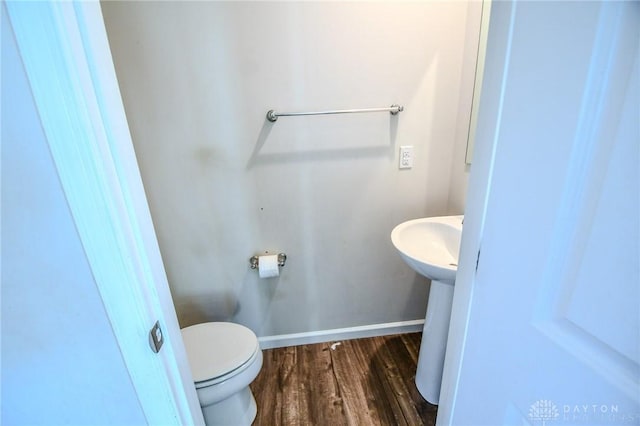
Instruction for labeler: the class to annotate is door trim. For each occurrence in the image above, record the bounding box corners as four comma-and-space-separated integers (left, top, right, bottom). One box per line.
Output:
5, 2, 203, 424
437, 1, 518, 423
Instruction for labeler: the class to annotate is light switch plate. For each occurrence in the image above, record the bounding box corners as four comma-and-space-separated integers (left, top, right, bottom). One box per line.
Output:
399, 145, 413, 169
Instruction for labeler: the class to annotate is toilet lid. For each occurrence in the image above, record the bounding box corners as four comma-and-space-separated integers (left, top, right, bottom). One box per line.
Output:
181, 322, 259, 382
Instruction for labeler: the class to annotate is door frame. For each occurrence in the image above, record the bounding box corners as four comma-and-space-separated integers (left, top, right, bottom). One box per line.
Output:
437, 0, 514, 422
5, 2, 204, 423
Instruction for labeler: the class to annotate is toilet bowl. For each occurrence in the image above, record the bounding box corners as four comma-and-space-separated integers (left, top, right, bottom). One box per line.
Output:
181, 322, 263, 426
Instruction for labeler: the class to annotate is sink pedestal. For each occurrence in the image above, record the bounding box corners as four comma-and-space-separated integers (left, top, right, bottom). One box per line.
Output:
415, 279, 454, 405
390, 215, 462, 405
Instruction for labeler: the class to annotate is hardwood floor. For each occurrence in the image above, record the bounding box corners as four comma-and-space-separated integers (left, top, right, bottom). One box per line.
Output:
251, 332, 437, 425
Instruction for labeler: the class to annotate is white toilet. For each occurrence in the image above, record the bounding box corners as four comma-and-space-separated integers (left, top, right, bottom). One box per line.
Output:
181, 322, 263, 426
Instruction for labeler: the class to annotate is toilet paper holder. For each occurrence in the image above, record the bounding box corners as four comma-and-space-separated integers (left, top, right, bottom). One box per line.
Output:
250, 253, 287, 269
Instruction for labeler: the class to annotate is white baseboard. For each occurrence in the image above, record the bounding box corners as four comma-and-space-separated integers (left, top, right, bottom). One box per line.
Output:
258, 319, 425, 350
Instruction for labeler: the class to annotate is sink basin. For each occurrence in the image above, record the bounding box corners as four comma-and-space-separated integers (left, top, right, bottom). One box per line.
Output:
390, 214, 463, 404
391, 215, 463, 285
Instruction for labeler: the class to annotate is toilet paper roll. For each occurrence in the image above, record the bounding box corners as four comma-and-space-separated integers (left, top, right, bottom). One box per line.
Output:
258, 254, 279, 278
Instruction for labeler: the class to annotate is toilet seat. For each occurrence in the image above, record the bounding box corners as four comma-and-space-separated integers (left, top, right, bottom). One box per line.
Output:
181, 322, 259, 385
193, 349, 261, 389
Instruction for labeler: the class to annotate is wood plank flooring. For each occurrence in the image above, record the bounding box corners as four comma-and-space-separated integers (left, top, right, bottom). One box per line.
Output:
250, 332, 437, 425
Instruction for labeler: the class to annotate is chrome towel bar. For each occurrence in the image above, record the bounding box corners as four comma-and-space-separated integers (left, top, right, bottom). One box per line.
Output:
266, 104, 403, 122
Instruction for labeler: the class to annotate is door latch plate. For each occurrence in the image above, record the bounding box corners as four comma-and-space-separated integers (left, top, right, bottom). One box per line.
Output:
149, 320, 164, 353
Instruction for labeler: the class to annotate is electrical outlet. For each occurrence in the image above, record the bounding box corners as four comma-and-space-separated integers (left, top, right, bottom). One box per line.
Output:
399, 145, 413, 169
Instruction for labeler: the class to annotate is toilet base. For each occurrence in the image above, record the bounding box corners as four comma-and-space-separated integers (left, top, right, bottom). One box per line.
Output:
201, 386, 257, 426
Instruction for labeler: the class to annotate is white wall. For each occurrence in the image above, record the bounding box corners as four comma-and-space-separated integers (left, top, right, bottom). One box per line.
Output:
101, 1, 476, 337
0, 7, 146, 424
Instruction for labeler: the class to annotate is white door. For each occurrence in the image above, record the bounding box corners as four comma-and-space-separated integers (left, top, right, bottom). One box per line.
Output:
439, 1, 639, 425
4, 2, 203, 424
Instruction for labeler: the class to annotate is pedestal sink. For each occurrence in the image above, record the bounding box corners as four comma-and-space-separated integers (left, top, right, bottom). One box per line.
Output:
391, 215, 463, 404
